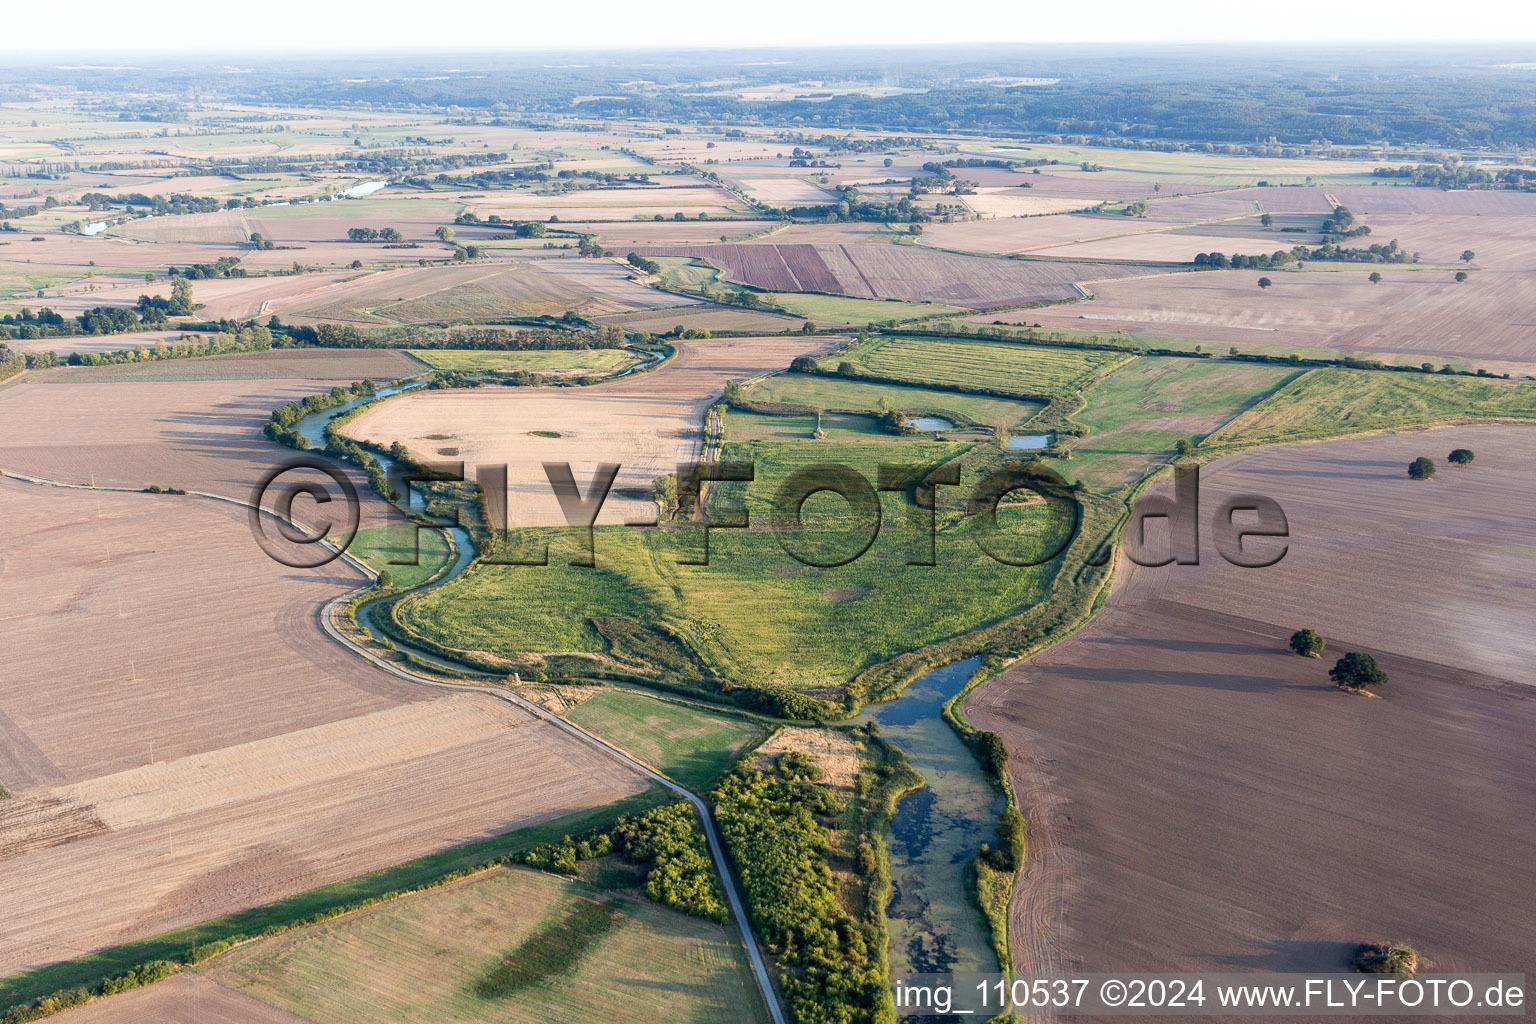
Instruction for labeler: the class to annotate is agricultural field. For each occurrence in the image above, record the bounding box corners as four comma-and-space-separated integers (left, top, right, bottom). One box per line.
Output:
404, 348, 636, 374
966, 427, 1536, 974
636, 243, 1172, 308
1030, 265, 1536, 364
343, 334, 828, 528
260, 260, 695, 326
594, 304, 806, 335
0, 480, 645, 977
204, 866, 769, 1024
817, 334, 1133, 397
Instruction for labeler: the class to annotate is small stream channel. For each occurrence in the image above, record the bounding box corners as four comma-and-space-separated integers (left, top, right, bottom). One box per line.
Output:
293, 379, 482, 673
860, 657, 1004, 978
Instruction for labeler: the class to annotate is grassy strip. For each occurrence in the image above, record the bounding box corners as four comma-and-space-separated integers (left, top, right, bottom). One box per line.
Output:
0, 788, 669, 1021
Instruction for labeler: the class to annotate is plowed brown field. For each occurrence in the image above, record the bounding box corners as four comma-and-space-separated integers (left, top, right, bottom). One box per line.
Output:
966, 426, 1536, 977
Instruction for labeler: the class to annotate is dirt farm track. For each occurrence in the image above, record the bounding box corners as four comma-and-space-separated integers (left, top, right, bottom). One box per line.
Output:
966, 426, 1536, 981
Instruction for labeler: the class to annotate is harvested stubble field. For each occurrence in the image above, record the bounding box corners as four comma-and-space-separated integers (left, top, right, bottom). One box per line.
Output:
203, 866, 769, 1024
560, 219, 778, 246
1343, 212, 1536, 270
955, 189, 1094, 218
818, 334, 1133, 397
270, 259, 693, 326
114, 196, 465, 245
915, 214, 1169, 256
181, 270, 366, 322
51, 973, 310, 1024
1030, 266, 1536, 363
635, 243, 1166, 308
0, 363, 403, 534
0, 481, 646, 975
404, 348, 635, 375
344, 334, 830, 527
593, 304, 805, 335
1038, 229, 1306, 263
44, 348, 423, 382
1326, 185, 1536, 216
966, 427, 1536, 976
465, 185, 751, 221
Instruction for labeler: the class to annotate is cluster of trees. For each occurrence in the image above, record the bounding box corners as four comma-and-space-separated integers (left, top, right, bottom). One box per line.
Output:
345, 226, 404, 242
713, 766, 884, 1024
520, 802, 728, 922
1290, 629, 1391, 692
484, 218, 548, 237
285, 322, 622, 350
0, 343, 23, 380
625, 252, 661, 276
768, 185, 929, 225
1373, 162, 1536, 192
168, 256, 243, 279
72, 191, 225, 217
138, 277, 195, 317
264, 378, 377, 447
21, 327, 273, 369
1195, 238, 1413, 270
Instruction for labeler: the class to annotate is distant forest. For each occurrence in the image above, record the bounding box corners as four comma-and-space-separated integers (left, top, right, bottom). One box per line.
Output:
7, 45, 1536, 147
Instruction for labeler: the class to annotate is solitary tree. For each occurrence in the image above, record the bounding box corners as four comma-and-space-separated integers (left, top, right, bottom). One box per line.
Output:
1460, 250, 1475, 264
1257, 277, 1272, 290
435, 225, 454, 243
1454, 271, 1468, 282
1174, 438, 1196, 457
1331, 652, 1388, 691
1448, 448, 1475, 466
1408, 456, 1436, 480
1354, 943, 1419, 974
1368, 271, 1383, 284
1289, 629, 1326, 658
1260, 213, 1273, 227
375, 569, 394, 590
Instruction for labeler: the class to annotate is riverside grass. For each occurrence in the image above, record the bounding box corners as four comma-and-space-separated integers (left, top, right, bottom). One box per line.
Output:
1206, 368, 1536, 448
395, 437, 1081, 693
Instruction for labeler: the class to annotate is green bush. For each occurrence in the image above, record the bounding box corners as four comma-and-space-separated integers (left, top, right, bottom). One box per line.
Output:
520, 803, 726, 923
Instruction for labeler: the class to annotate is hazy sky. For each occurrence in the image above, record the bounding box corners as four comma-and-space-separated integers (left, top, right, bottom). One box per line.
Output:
26, 0, 1536, 49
